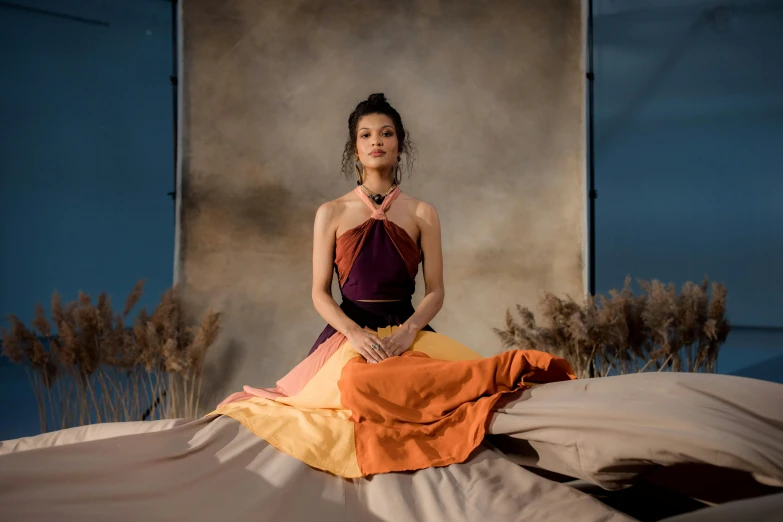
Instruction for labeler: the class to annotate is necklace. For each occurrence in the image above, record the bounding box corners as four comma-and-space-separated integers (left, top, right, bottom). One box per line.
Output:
358, 183, 397, 205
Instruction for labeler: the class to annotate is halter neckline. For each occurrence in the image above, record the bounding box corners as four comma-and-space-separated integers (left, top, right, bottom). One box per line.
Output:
353, 185, 400, 220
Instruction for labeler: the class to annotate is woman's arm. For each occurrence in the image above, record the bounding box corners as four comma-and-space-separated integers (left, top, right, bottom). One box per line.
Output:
382, 201, 445, 356
311, 202, 388, 362
403, 201, 445, 331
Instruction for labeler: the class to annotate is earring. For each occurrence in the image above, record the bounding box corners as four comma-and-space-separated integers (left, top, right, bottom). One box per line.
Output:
394, 156, 402, 185
355, 156, 363, 185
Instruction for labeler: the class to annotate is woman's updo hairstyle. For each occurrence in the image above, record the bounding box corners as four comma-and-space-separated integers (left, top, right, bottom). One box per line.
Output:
341, 93, 417, 183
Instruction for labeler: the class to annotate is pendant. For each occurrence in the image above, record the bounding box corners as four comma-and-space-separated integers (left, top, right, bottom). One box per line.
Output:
373, 194, 385, 204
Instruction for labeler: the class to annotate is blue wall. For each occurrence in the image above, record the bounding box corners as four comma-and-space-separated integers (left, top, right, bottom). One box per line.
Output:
0, 0, 174, 440
592, 0, 783, 379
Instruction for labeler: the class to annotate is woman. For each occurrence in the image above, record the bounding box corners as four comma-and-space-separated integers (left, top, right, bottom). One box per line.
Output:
209, 96, 577, 476
307, 92, 442, 366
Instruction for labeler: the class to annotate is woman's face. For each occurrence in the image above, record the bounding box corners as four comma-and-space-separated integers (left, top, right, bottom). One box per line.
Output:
355, 113, 399, 171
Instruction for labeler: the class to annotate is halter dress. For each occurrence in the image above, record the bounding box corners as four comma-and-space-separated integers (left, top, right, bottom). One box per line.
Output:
307, 184, 435, 356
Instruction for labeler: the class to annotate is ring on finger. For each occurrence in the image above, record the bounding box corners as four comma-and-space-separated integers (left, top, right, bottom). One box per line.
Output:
371, 343, 381, 351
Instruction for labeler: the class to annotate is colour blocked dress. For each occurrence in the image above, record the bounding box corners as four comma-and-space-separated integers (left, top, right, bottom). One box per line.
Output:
306, 184, 435, 357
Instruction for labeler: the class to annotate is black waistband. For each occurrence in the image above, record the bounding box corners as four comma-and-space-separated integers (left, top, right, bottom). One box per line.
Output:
340, 296, 413, 314
336, 295, 436, 334
339, 296, 415, 328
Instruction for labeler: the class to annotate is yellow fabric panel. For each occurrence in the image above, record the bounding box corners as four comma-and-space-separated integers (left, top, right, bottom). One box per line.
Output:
207, 397, 361, 478
401, 328, 484, 361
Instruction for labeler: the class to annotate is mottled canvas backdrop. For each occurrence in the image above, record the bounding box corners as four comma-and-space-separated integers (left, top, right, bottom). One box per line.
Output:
177, 0, 586, 407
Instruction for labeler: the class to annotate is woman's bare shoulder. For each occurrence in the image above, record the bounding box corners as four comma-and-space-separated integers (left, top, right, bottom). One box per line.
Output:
399, 191, 439, 222
314, 190, 359, 224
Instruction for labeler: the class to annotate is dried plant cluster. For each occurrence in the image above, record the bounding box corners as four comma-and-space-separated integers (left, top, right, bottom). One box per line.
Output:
1, 281, 221, 433
494, 277, 731, 379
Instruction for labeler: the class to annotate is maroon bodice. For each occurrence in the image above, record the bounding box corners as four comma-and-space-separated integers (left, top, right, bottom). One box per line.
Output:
333, 186, 422, 301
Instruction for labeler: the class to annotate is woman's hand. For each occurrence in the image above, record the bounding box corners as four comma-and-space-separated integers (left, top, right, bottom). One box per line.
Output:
380, 325, 417, 358
345, 326, 393, 364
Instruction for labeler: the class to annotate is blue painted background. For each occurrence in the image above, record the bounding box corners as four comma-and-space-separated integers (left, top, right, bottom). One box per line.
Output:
0, 0, 174, 439
592, 0, 783, 381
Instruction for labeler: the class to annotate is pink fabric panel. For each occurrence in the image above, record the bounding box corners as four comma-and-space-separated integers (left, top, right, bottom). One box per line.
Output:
275, 332, 347, 396
215, 387, 285, 408
217, 331, 348, 408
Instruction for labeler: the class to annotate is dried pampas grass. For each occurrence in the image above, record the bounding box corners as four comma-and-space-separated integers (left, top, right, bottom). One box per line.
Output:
493, 276, 731, 379
1, 280, 221, 433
